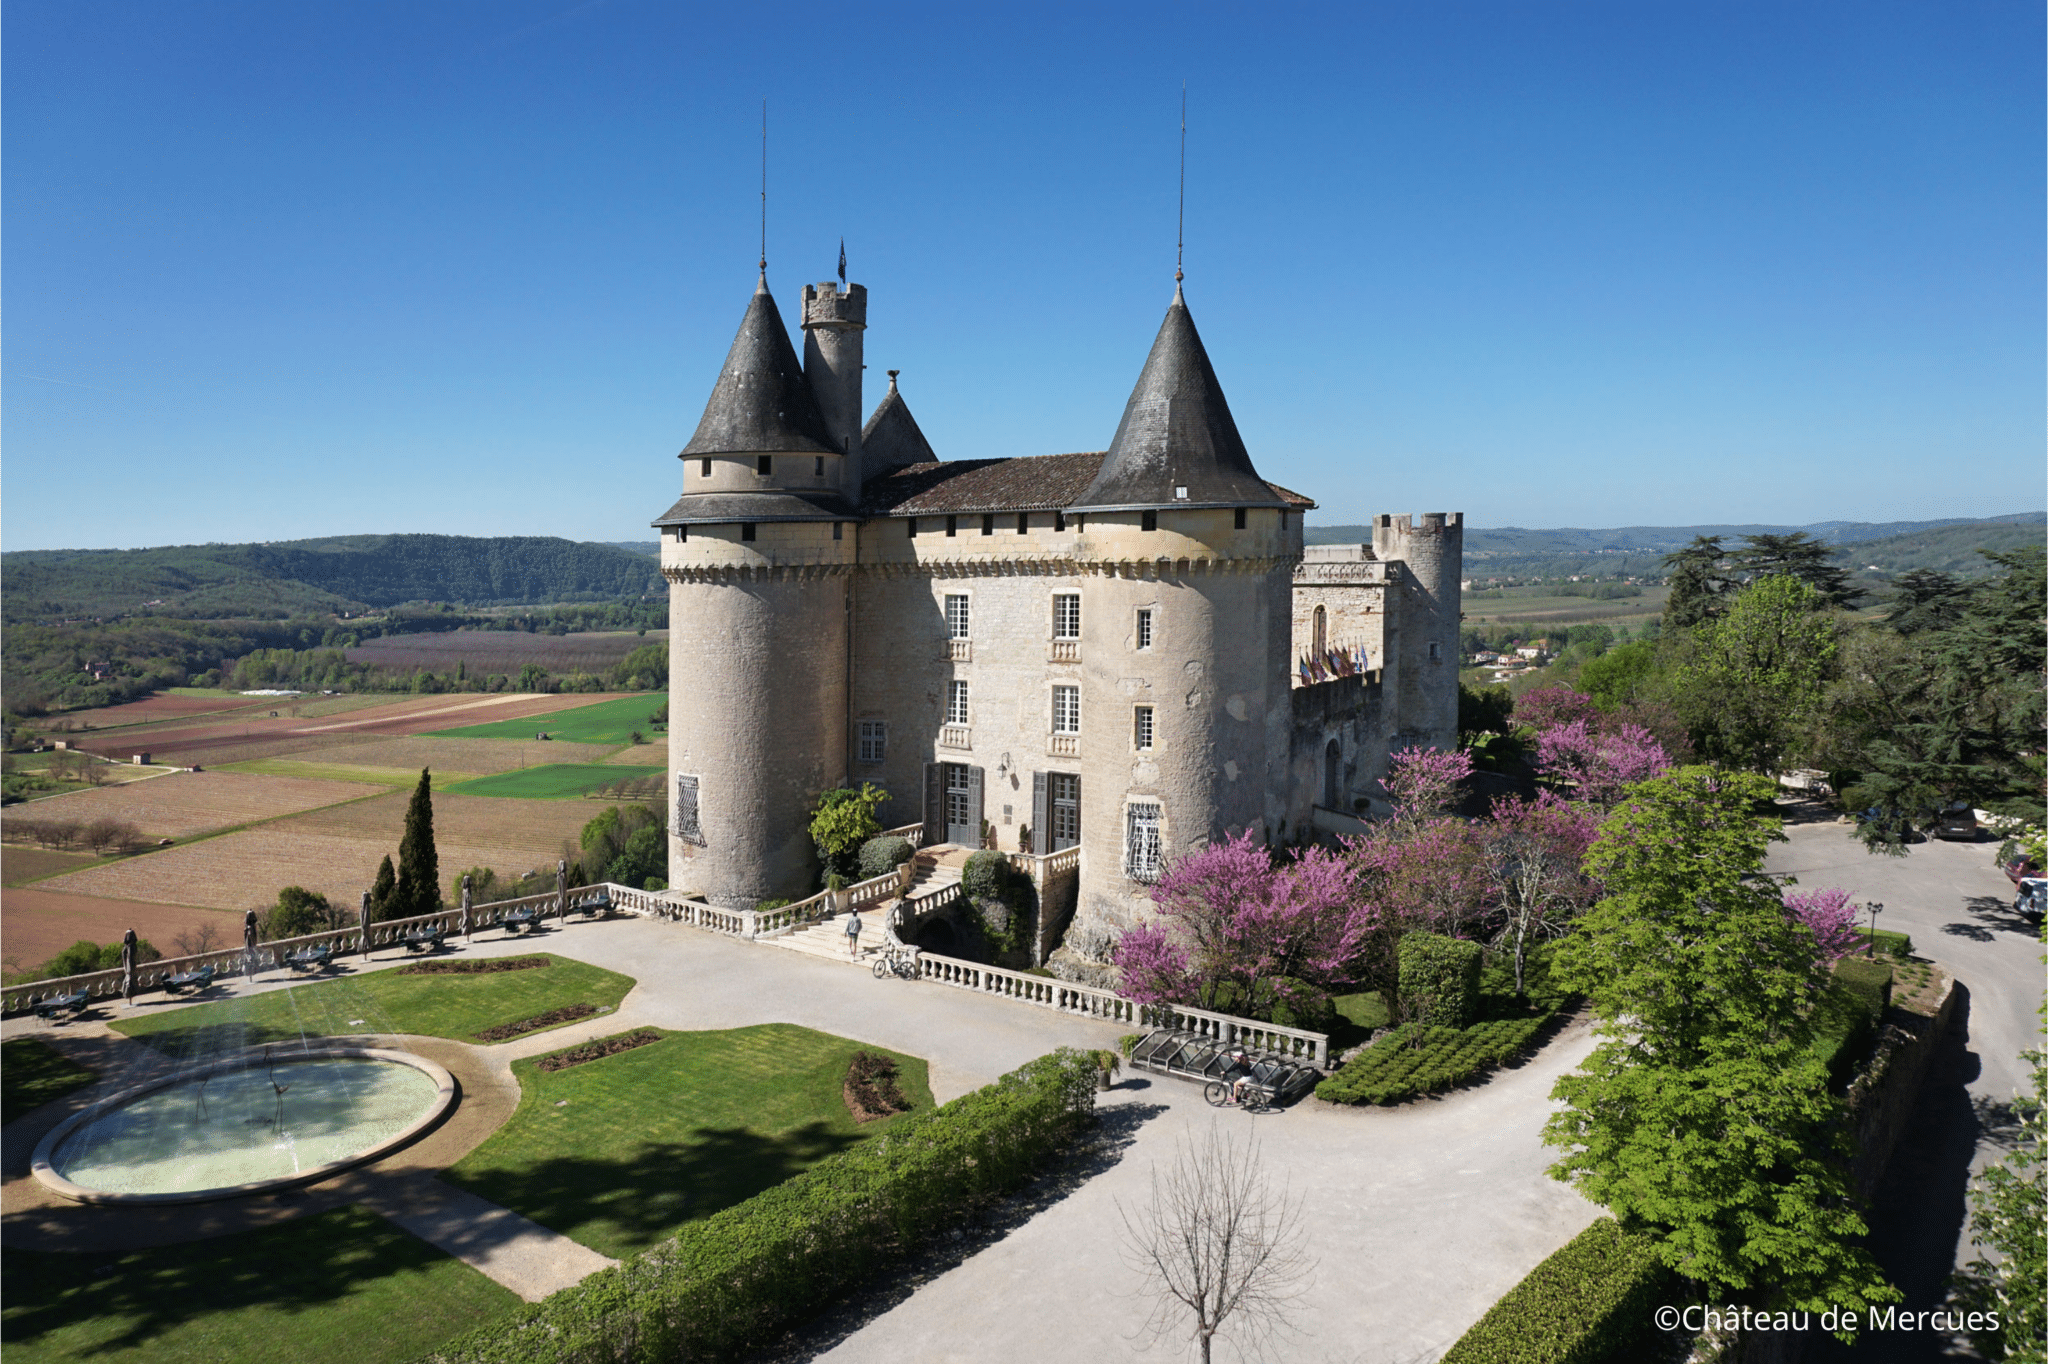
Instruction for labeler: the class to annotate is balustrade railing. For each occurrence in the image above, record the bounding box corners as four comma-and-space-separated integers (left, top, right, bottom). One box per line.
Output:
1147, 1001, 1328, 1069
912, 952, 1140, 1027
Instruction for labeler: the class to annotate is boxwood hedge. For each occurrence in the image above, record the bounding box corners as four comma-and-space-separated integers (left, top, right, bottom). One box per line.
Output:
1440, 1216, 1672, 1364
424, 1048, 1099, 1364
1315, 1013, 1552, 1106
1398, 932, 1483, 1027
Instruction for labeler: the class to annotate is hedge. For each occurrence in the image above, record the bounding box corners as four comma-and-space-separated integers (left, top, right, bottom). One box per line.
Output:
424, 1047, 1099, 1364
857, 836, 916, 880
1398, 932, 1483, 1027
1316, 1013, 1551, 1106
1860, 928, 1913, 960
1439, 1216, 1672, 1364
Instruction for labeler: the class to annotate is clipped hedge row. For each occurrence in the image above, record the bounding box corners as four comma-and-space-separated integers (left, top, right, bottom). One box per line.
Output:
1440, 1216, 1672, 1364
1316, 1014, 1550, 1106
1398, 932, 1483, 1027
1863, 928, 1913, 959
425, 1048, 1099, 1364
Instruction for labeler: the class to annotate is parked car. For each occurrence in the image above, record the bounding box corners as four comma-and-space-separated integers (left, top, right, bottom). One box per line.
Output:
2001, 850, 2042, 886
1931, 803, 1980, 842
2017, 878, 2047, 924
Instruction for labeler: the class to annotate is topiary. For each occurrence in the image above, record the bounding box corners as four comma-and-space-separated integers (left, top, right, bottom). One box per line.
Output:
857, 836, 916, 880
1398, 932, 1483, 1027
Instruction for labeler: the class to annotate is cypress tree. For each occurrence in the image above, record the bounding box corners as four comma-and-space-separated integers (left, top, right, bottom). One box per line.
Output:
392, 768, 441, 921
369, 855, 397, 922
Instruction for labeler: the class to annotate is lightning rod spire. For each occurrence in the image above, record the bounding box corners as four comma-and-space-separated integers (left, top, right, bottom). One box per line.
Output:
1176, 83, 1186, 285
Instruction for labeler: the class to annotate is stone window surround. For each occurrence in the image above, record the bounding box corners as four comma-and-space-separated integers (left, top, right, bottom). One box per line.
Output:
1134, 605, 1156, 650
944, 590, 972, 640
1133, 705, 1154, 751
1123, 797, 1164, 882
946, 679, 970, 726
857, 720, 886, 764
1051, 683, 1081, 735
1052, 591, 1081, 641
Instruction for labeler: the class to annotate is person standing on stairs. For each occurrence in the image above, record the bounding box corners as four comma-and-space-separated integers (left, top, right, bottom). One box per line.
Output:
844, 906, 863, 958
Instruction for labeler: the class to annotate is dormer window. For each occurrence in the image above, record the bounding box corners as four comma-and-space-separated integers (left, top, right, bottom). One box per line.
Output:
702, 458, 713, 479
757, 456, 773, 476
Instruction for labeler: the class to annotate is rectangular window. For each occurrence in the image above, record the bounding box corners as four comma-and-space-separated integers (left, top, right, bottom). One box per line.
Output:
676, 774, 703, 844
833, 521, 843, 541
945, 593, 971, 639
946, 515, 958, 537
1136, 608, 1153, 649
1017, 512, 1030, 533
947, 680, 969, 725
1141, 509, 1157, 532
907, 518, 918, 538
1053, 593, 1081, 640
815, 456, 825, 476
1134, 706, 1154, 750
676, 525, 689, 543
1052, 684, 1080, 735
1054, 511, 1067, 532
981, 513, 995, 536
757, 455, 773, 476
741, 523, 757, 542
1234, 507, 1247, 530
858, 721, 886, 764
1125, 801, 1162, 881
701, 458, 712, 479
1050, 772, 1080, 850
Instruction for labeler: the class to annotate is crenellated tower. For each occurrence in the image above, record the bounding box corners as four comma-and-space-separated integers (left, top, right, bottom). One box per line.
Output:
1373, 512, 1463, 750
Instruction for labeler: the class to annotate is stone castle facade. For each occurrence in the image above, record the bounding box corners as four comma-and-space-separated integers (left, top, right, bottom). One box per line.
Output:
655, 268, 1461, 972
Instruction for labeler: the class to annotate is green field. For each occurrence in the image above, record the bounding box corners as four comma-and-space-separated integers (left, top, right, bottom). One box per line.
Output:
443, 763, 664, 800
1, 1206, 519, 1364
446, 1024, 933, 1259
423, 695, 665, 746
109, 953, 636, 1058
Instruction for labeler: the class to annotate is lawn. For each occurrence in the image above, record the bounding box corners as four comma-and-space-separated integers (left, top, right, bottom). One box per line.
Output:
109, 953, 636, 1059
445, 1023, 933, 1259
445, 763, 665, 800
423, 695, 667, 746
0, 1038, 98, 1122
1, 1206, 519, 1364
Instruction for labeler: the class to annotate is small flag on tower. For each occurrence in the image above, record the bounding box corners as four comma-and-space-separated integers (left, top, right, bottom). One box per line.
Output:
838, 239, 846, 284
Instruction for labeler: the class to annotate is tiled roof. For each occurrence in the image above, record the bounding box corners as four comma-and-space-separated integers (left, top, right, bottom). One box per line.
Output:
860, 452, 1313, 516
651, 490, 856, 526
679, 277, 837, 458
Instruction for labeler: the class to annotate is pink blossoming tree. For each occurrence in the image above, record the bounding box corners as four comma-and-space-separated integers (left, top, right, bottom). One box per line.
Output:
1533, 719, 1672, 807
1782, 886, 1864, 961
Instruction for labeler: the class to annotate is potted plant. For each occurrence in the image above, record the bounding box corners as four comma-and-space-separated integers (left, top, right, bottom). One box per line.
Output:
1092, 1048, 1122, 1091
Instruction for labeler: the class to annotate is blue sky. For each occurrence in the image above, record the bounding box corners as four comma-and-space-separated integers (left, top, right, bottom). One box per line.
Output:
5, 0, 2041, 551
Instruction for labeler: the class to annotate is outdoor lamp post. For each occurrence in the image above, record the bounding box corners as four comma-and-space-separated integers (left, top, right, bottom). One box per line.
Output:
1865, 901, 1884, 957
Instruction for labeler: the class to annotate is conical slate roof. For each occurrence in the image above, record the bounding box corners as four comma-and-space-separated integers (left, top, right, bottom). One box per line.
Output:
1068, 284, 1287, 513
680, 276, 837, 457
861, 372, 937, 469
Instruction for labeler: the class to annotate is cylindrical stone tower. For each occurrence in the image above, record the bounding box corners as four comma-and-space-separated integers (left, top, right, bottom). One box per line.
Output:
802, 282, 866, 503
654, 274, 858, 908
1373, 512, 1463, 750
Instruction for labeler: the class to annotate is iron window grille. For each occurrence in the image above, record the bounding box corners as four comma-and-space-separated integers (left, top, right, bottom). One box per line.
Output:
676, 774, 704, 845
1125, 802, 1162, 881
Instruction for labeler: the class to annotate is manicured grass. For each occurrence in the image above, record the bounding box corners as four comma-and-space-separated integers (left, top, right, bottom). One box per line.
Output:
1, 1205, 520, 1364
444, 763, 664, 800
423, 695, 666, 746
215, 760, 485, 789
0, 1039, 98, 1122
445, 1023, 934, 1259
109, 953, 636, 1060
1329, 990, 1389, 1051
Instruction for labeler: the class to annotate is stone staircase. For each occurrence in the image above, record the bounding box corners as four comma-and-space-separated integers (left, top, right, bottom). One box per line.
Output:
764, 846, 972, 966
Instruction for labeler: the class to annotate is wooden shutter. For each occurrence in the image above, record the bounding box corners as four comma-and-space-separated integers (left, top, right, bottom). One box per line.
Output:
1031, 773, 1049, 855
967, 766, 985, 847
922, 763, 943, 847
1070, 775, 1082, 848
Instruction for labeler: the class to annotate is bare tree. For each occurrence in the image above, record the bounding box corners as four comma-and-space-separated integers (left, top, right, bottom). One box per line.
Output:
1118, 1125, 1316, 1363
173, 920, 226, 958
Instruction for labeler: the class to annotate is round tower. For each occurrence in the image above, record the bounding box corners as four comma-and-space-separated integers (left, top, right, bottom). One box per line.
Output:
655, 274, 857, 909
1373, 512, 1463, 750
802, 281, 866, 503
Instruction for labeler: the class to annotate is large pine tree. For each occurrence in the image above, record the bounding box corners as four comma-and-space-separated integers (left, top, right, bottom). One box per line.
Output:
391, 768, 441, 921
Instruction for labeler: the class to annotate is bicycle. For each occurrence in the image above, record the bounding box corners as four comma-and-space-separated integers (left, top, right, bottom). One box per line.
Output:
1204, 1076, 1272, 1111
872, 946, 921, 980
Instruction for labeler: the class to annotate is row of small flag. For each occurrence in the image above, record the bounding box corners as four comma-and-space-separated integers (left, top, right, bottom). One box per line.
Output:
1298, 646, 1371, 684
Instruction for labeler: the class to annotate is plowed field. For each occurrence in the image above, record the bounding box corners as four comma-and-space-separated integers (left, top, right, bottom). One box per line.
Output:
344, 630, 666, 674
54, 693, 280, 728
0, 771, 377, 842
2, 889, 243, 979
68, 692, 633, 765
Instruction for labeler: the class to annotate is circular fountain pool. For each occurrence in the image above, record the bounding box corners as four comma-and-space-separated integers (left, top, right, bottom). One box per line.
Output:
32, 1047, 456, 1206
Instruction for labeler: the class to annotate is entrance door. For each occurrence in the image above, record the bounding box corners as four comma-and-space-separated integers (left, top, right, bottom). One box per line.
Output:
944, 762, 983, 847
1049, 773, 1080, 851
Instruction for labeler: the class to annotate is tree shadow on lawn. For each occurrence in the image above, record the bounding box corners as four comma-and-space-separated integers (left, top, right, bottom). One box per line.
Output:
742, 1100, 1170, 1364
0, 1205, 494, 1360
449, 1120, 863, 1257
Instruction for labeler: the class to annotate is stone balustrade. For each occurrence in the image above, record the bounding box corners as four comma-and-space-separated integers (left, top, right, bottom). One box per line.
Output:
912, 952, 1141, 1026
1148, 1001, 1328, 1069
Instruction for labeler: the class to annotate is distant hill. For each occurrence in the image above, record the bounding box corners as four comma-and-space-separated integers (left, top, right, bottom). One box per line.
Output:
2, 534, 665, 623
1305, 513, 2045, 580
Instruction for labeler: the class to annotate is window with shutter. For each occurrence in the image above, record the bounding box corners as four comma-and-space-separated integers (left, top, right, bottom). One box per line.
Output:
675, 775, 704, 845
1031, 772, 1050, 854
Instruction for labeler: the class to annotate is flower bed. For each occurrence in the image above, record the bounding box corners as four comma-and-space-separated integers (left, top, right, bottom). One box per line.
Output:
535, 1028, 660, 1073
473, 1003, 598, 1042
398, 956, 549, 976
843, 1050, 912, 1122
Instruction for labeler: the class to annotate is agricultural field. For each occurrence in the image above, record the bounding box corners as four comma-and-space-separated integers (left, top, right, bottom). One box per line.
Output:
1459, 585, 1668, 630
343, 629, 666, 675
446, 764, 665, 800
2, 849, 100, 887
45, 692, 281, 729
1, 771, 377, 844
1, 888, 242, 982
425, 695, 666, 746
251, 735, 616, 776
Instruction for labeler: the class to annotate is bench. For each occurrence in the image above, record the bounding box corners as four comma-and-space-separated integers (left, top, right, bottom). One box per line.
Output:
163, 965, 217, 994
401, 925, 445, 953
34, 989, 92, 1022
285, 943, 334, 973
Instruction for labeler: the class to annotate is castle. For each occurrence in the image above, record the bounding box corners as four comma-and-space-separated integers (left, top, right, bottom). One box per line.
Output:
656, 266, 1462, 974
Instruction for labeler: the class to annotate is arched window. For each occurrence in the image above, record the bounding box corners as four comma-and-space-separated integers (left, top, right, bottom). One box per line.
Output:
1323, 739, 1342, 808
1312, 605, 1327, 653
